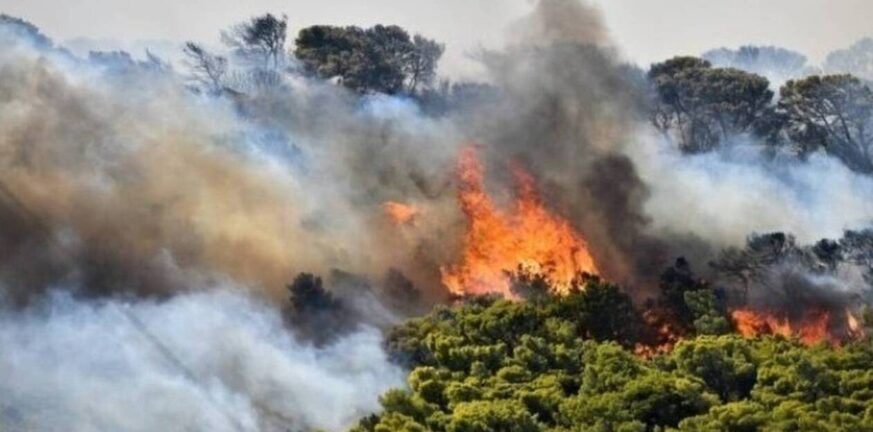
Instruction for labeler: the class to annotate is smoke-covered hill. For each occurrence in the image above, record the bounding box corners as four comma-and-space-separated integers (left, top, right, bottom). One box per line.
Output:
1, 0, 873, 430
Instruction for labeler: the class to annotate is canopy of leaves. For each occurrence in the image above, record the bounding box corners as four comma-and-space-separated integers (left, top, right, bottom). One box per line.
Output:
294, 24, 444, 95
646, 53, 873, 177
353, 274, 873, 432
778, 74, 873, 173
648, 56, 776, 152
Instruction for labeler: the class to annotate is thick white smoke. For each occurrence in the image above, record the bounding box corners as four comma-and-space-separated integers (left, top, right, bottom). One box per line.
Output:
0, 289, 404, 432
631, 132, 873, 247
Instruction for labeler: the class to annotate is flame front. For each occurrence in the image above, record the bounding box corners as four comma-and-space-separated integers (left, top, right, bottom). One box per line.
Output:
441, 147, 598, 297
730, 307, 861, 346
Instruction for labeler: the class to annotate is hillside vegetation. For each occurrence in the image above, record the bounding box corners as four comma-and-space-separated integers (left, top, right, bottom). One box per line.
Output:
352, 276, 873, 432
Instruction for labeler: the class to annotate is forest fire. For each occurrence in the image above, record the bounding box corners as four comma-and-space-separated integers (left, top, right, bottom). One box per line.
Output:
383, 201, 419, 225
440, 147, 598, 297
634, 308, 684, 357
731, 307, 864, 345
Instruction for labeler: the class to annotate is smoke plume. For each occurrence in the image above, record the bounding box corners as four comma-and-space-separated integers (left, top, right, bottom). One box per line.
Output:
1, 0, 871, 308
2, 0, 873, 427
0, 24, 459, 304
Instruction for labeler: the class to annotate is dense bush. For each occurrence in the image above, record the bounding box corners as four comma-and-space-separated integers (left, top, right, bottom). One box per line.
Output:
353, 276, 873, 432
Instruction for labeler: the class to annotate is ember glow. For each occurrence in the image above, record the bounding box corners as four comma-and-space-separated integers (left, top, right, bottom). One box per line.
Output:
730, 307, 863, 346
847, 310, 864, 336
441, 147, 598, 297
635, 308, 684, 357
383, 201, 420, 225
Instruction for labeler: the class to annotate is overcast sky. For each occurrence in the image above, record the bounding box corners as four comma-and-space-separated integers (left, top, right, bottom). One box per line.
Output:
1, 0, 871, 78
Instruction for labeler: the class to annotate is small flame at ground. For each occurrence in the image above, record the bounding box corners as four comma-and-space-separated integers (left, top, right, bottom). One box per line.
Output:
383, 201, 420, 225
847, 309, 866, 338
634, 308, 683, 357
441, 147, 598, 297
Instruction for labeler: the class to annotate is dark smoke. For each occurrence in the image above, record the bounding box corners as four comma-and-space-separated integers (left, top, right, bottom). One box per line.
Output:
711, 231, 873, 320
2, 0, 869, 309
453, 3, 700, 292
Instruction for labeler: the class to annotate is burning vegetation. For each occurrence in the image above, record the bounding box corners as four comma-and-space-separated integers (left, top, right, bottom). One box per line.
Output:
2, 1, 873, 431
730, 303, 866, 346
710, 231, 873, 346
371, 267, 873, 432
440, 147, 598, 297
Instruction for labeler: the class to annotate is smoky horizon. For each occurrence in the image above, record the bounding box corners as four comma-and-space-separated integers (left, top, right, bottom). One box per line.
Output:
1, 0, 871, 78
0, 1, 872, 431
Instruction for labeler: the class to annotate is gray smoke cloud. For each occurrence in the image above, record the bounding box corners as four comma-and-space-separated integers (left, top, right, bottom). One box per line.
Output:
0, 7, 660, 428
2, 2, 873, 428
0, 23, 420, 431
0, 289, 404, 431
0, 19, 464, 304
508, 0, 609, 48
449, 0, 677, 293
631, 135, 873, 248
708, 230, 872, 338
459, 0, 873, 297
3, 0, 872, 303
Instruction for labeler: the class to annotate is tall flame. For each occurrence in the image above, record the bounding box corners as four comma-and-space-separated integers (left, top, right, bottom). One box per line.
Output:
441, 147, 597, 297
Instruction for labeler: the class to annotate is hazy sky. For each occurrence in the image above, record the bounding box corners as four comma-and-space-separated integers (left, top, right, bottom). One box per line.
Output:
1, 0, 871, 77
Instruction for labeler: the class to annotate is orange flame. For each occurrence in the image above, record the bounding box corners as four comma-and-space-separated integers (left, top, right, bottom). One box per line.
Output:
383, 201, 419, 225
796, 310, 831, 345
732, 309, 792, 339
731, 308, 844, 346
441, 147, 598, 297
634, 308, 683, 357
847, 309, 866, 338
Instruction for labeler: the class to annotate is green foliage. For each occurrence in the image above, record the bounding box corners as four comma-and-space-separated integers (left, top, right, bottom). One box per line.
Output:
659, 258, 729, 333
648, 56, 776, 152
354, 275, 873, 432
667, 337, 757, 402
657, 258, 731, 336
448, 400, 539, 432
294, 24, 443, 95
647, 54, 873, 176
778, 74, 873, 173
